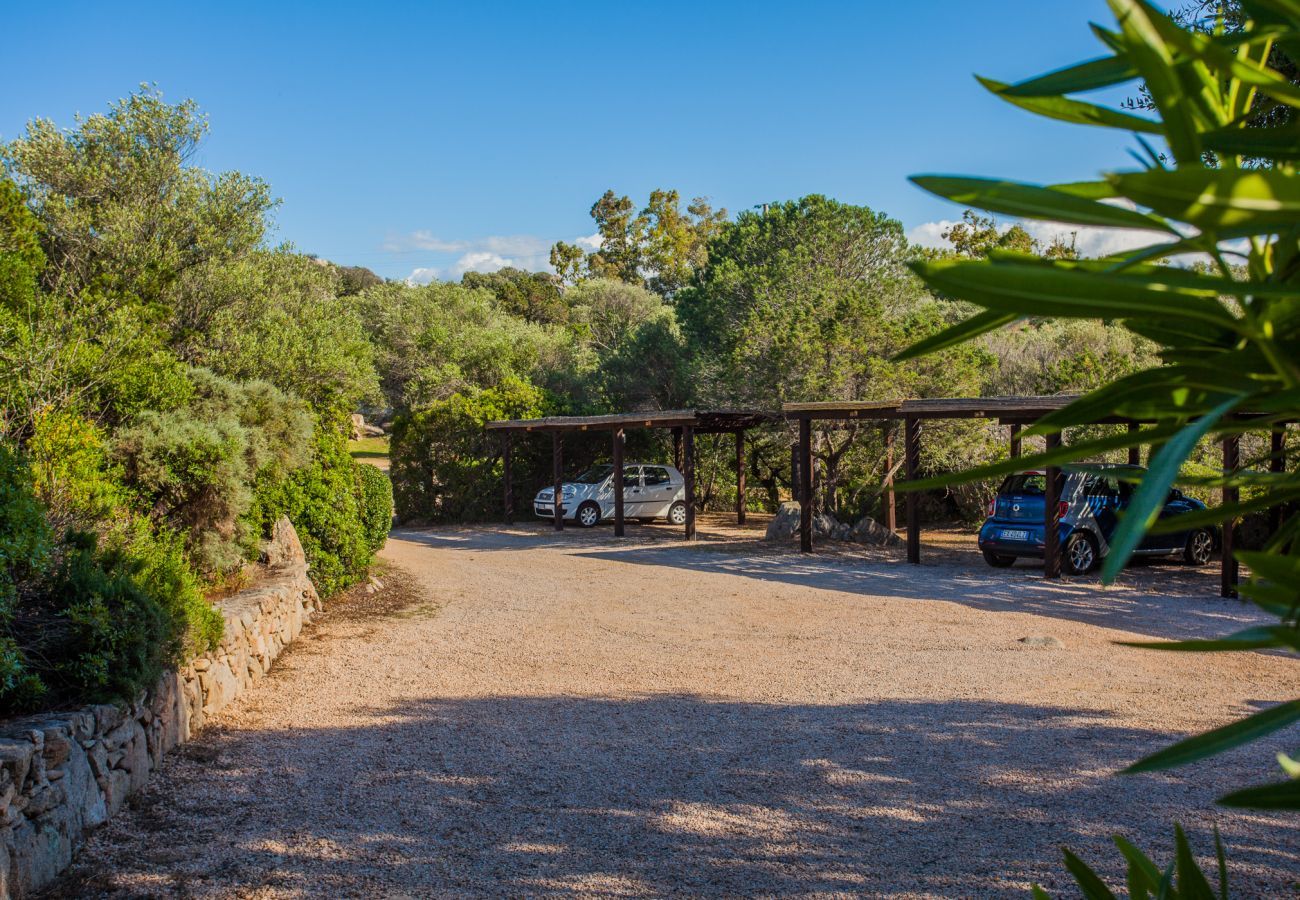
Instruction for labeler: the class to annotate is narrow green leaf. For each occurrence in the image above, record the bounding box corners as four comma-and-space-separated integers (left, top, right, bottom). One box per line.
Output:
1063, 848, 1120, 900
1124, 700, 1300, 773
1213, 826, 1228, 900
1101, 397, 1240, 583
1174, 823, 1217, 900
1111, 168, 1300, 231
1108, 0, 1204, 162
979, 76, 1163, 134
892, 310, 1018, 362
1218, 779, 1300, 809
1000, 54, 1139, 96
911, 174, 1178, 232
1114, 835, 1163, 897
1118, 625, 1297, 652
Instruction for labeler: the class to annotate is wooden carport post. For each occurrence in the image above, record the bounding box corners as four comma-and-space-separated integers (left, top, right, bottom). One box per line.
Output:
799, 417, 813, 553
683, 425, 696, 541
1127, 422, 1141, 465
904, 415, 920, 564
1270, 427, 1287, 535
735, 431, 746, 525
552, 431, 564, 532
613, 428, 626, 537
502, 431, 514, 523
883, 424, 897, 533
1044, 432, 1062, 579
1009, 423, 1021, 459
672, 427, 683, 471
1222, 434, 1240, 598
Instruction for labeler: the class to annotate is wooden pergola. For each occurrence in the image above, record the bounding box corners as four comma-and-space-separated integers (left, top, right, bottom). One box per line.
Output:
784, 396, 1283, 597
484, 409, 780, 540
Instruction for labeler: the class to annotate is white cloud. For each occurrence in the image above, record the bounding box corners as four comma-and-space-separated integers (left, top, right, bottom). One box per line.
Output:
907, 219, 963, 250
908, 203, 1170, 259
574, 232, 602, 251
405, 266, 441, 285
389, 230, 603, 283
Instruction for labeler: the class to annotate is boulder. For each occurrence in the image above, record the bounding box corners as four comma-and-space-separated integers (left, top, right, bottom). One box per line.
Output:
849, 516, 904, 547
764, 502, 802, 541
1019, 635, 1065, 649
350, 412, 366, 440
812, 513, 839, 538
262, 516, 307, 568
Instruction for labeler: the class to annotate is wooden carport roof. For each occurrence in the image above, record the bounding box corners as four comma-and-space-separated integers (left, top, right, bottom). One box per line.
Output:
486, 408, 781, 433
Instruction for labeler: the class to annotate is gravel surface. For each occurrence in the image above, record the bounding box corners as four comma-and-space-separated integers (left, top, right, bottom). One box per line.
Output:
55, 517, 1299, 897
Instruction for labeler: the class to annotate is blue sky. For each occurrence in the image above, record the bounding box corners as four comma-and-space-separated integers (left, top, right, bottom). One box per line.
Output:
2, 1, 1154, 282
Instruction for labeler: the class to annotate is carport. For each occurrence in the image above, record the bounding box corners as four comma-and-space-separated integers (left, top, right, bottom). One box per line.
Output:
485, 409, 780, 540
783, 396, 1284, 597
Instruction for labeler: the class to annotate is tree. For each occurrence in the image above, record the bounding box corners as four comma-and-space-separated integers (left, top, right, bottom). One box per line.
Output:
939, 209, 1077, 259
550, 188, 727, 295
461, 267, 567, 324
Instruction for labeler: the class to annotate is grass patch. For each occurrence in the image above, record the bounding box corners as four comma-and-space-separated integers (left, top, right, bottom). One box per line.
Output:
348, 436, 389, 460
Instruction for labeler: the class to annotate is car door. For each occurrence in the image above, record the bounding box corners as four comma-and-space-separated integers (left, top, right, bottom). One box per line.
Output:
639, 466, 676, 517
1147, 489, 1196, 550
620, 466, 644, 516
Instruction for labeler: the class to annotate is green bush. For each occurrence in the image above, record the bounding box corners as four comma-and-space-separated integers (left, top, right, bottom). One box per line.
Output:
248, 419, 380, 597
356, 462, 393, 554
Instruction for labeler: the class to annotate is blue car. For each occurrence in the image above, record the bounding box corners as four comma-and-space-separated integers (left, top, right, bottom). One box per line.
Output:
978, 464, 1217, 574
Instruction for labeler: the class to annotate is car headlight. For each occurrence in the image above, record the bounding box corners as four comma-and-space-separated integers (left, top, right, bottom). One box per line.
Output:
562, 486, 576, 497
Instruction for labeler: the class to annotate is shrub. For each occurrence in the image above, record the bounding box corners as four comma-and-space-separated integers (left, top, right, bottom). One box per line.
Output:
356, 462, 393, 554
248, 419, 380, 597
390, 376, 546, 523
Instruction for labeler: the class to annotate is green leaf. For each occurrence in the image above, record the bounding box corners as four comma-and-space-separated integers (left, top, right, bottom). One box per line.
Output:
910, 174, 1178, 232
892, 310, 1018, 362
1062, 848, 1120, 900
1218, 778, 1300, 809
1174, 823, 1217, 900
978, 76, 1163, 134
1111, 168, 1300, 231
1100, 396, 1240, 583
1108, 0, 1204, 162
1124, 700, 1300, 773
1213, 826, 1228, 900
910, 259, 1241, 330
1113, 835, 1163, 899
1118, 624, 1299, 653
999, 54, 1139, 96
1202, 121, 1300, 161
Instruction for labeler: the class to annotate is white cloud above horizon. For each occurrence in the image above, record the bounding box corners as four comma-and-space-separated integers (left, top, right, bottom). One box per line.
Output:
906, 203, 1170, 260
394, 231, 602, 285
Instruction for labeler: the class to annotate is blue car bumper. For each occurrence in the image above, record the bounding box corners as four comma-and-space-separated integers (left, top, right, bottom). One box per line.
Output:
979, 519, 1074, 558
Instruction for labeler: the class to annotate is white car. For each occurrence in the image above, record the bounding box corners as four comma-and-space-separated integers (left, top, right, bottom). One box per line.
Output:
534, 463, 688, 527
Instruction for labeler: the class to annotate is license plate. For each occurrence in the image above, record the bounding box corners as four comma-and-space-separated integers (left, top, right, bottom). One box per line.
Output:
1000, 529, 1030, 541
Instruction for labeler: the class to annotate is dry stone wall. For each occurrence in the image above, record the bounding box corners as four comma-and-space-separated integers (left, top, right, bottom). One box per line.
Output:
0, 517, 321, 898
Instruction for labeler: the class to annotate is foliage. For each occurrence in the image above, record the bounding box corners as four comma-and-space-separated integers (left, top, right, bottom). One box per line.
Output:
462, 267, 567, 324
390, 377, 547, 523
247, 419, 381, 598
356, 462, 394, 554
550, 189, 727, 295
1033, 825, 1229, 899
898, 0, 1300, 873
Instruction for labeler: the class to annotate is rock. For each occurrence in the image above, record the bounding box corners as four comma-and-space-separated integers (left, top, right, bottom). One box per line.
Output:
1019, 635, 1065, 649
350, 412, 366, 440
812, 513, 839, 538
200, 661, 240, 717
830, 523, 852, 541
262, 516, 307, 568
764, 502, 802, 541
849, 516, 905, 547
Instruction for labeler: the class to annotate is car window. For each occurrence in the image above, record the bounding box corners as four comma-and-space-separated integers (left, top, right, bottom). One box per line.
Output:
1000, 472, 1046, 496
574, 464, 613, 484
1083, 475, 1120, 497
643, 467, 671, 486
622, 467, 641, 487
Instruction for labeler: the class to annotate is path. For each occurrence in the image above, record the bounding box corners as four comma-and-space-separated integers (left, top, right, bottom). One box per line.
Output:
58, 521, 1299, 897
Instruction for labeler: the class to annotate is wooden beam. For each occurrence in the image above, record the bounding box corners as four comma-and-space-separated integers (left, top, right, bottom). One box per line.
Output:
735, 431, 746, 525
683, 425, 696, 541
1044, 432, 1062, 579
799, 417, 813, 553
1222, 435, 1240, 598
502, 431, 513, 524
1009, 423, 1021, 459
905, 415, 920, 564
552, 432, 564, 532
1270, 428, 1287, 535
883, 423, 896, 533
613, 428, 625, 538
672, 427, 683, 471
1128, 422, 1141, 466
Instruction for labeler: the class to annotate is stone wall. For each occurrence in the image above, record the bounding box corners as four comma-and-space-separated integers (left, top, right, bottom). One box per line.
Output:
0, 517, 320, 898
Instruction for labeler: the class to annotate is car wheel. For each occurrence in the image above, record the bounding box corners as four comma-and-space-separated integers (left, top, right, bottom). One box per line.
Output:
667, 501, 688, 526
575, 501, 601, 528
982, 550, 1016, 568
1183, 528, 1214, 566
1063, 532, 1098, 575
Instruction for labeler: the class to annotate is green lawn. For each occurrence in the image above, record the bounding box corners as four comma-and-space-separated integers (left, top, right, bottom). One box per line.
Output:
348, 436, 390, 460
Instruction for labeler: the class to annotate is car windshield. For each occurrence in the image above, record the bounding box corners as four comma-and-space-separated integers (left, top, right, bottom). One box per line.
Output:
999, 472, 1046, 496
573, 464, 613, 484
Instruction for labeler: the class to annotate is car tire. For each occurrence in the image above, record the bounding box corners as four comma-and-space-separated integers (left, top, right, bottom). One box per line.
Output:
667, 501, 688, 526
1183, 528, 1214, 566
575, 501, 601, 528
1063, 532, 1099, 575
982, 551, 1016, 568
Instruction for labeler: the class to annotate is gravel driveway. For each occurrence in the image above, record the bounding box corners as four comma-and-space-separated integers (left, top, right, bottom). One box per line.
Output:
56, 519, 1299, 897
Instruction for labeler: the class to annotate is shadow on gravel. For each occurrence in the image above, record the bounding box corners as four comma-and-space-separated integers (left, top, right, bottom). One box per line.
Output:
391, 526, 1266, 644
55, 695, 1299, 897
